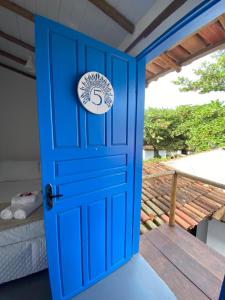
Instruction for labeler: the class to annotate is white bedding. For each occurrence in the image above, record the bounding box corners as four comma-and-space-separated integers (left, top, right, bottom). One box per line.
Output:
0, 221, 47, 284
0, 175, 47, 284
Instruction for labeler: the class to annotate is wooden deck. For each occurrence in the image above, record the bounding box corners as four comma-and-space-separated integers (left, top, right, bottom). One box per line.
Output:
140, 224, 225, 300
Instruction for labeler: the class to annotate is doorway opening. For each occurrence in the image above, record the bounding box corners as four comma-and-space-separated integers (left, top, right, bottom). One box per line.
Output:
141, 12, 225, 257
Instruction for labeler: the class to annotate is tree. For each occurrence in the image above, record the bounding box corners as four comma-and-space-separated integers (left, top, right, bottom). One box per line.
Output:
173, 50, 225, 93
144, 101, 225, 156
144, 108, 187, 157
174, 100, 225, 152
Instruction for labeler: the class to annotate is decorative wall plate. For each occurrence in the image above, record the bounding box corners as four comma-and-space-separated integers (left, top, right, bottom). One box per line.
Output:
77, 71, 114, 114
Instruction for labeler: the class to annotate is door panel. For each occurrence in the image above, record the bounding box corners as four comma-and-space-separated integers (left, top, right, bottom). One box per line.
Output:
50, 33, 80, 149
58, 172, 126, 198
35, 16, 138, 300
111, 57, 128, 145
58, 208, 83, 296
111, 192, 127, 265
88, 198, 107, 281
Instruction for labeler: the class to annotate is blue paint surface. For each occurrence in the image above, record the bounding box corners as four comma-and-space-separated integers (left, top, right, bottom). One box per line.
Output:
34, 0, 225, 298
132, 58, 145, 254
35, 16, 141, 300
219, 276, 225, 300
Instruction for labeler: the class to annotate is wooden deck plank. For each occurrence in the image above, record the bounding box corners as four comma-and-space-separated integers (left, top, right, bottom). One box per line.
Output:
140, 235, 209, 300
146, 227, 223, 300
149, 230, 222, 300
159, 224, 225, 281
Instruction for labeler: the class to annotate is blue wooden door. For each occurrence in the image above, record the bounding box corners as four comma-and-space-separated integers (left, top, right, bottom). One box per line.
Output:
35, 16, 140, 300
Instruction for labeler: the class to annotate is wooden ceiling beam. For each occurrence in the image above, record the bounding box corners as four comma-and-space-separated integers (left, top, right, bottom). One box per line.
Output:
196, 33, 210, 46
152, 60, 166, 70
158, 53, 181, 72
170, 44, 191, 60
0, 30, 35, 52
125, 0, 186, 53
146, 69, 155, 78
0, 62, 35, 79
218, 15, 225, 31
0, 0, 34, 22
179, 36, 225, 65
0, 49, 26, 65
88, 0, 134, 34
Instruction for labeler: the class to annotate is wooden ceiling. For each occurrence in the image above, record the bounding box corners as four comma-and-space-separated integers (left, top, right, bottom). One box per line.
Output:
146, 13, 225, 85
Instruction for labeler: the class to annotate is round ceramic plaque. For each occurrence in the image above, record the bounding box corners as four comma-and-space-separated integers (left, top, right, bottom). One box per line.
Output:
77, 72, 114, 114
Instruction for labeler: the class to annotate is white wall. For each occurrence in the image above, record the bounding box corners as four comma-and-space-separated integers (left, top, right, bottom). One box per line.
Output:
0, 66, 39, 160
143, 149, 167, 160
207, 219, 225, 257
196, 219, 208, 243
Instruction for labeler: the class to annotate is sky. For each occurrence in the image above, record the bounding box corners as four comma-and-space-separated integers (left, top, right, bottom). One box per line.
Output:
145, 51, 225, 109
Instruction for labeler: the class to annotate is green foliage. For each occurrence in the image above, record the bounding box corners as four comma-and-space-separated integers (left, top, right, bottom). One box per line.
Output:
174, 100, 225, 151
144, 101, 225, 155
173, 51, 225, 93
144, 107, 187, 156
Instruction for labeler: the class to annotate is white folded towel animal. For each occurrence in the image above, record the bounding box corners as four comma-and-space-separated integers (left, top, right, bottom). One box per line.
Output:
11, 191, 39, 205
0, 206, 17, 220
13, 192, 42, 220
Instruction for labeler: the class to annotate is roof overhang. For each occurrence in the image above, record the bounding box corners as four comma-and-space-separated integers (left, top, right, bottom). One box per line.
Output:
146, 12, 225, 85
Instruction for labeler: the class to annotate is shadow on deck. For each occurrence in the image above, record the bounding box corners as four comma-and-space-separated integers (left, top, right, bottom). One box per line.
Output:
140, 224, 225, 300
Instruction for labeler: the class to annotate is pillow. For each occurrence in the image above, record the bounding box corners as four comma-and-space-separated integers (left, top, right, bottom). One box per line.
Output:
0, 161, 40, 182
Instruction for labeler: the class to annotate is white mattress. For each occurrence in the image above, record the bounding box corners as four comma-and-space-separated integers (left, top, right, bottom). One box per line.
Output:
0, 219, 45, 246
0, 226, 47, 284
0, 179, 47, 284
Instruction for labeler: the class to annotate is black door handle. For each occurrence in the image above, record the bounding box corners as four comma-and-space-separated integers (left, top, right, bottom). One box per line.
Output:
46, 184, 63, 209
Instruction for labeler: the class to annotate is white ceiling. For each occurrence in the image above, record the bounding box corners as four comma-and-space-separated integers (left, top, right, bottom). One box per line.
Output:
0, 0, 208, 76
0, 0, 156, 75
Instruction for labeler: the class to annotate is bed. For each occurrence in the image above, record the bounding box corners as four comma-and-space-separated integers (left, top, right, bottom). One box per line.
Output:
0, 161, 47, 284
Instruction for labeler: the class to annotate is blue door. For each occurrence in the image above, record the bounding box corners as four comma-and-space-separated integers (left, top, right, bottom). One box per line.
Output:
35, 16, 141, 300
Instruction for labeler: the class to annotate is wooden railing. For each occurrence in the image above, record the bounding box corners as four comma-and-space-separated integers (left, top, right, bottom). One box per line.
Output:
142, 170, 225, 227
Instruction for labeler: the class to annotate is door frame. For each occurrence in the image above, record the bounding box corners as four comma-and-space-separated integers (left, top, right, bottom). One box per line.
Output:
132, 0, 225, 253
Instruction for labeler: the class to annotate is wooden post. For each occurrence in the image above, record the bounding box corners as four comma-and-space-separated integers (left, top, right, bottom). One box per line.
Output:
169, 172, 178, 226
